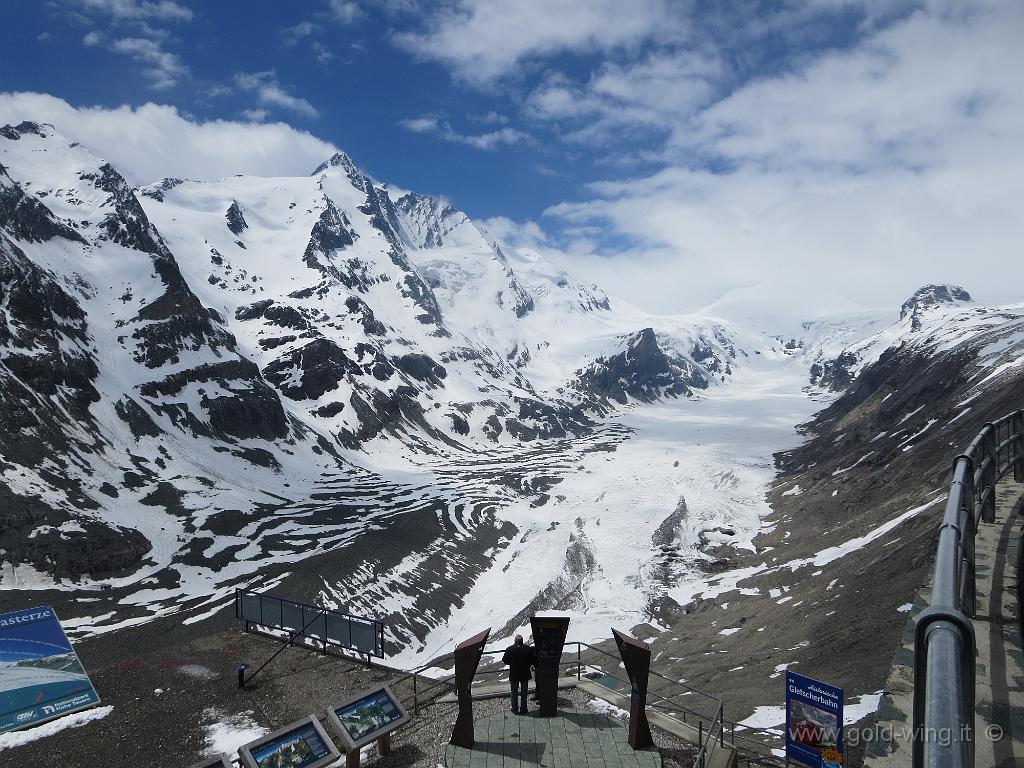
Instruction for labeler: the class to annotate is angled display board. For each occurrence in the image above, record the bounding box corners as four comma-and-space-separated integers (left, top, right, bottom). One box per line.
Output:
786, 671, 844, 768
238, 716, 341, 768
188, 755, 233, 768
326, 685, 409, 752
235, 589, 385, 659
0, 605, 101, 733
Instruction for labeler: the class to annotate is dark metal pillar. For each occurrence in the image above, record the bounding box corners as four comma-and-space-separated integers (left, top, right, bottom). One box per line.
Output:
530, 615, 570, 716
450, 628, 490, 748
613, 628, 654, 749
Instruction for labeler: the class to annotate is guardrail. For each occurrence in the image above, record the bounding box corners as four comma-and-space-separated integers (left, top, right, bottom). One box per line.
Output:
913, 409, 1024, 768
390, 638, 728, 768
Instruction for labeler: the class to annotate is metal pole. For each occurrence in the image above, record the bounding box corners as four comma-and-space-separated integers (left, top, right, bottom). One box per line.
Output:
577, 643, 581, 681
243, 611, 323, 687
413, 676, 418, 715
922, 623, 971, 768
1015, 411, 1024, 483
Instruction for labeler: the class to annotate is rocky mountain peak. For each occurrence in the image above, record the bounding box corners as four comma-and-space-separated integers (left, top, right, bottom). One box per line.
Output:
900, 284, 972, 332
312, 151, 359, 177
900, 284, 972, 320
0, 121, 54, 141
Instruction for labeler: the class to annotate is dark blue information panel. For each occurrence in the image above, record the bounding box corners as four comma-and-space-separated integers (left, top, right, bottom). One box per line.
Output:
786, 671, 844, 768
327, 685, 409, 751
0, 605, 101, 733
239, 716, 340, 768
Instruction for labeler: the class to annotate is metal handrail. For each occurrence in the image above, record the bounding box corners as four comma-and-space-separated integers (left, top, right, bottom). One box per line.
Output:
913, 409, 1024, 768
392, 637, 725, 768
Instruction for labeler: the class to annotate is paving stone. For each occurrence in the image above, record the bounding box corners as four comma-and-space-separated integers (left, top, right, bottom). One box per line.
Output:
444, 706, 661, 767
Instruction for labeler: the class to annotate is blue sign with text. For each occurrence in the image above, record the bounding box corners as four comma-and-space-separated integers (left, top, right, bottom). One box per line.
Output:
0, 605, 101, 733
786, 671, 844, 767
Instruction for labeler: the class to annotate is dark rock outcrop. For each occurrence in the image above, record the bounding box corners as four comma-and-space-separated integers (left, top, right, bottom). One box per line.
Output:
225, 200, 248, 235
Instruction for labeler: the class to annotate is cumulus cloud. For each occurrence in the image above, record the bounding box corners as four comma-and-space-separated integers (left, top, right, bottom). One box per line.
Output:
393, 0, 686, 85
0, 92, 338, 185
541, 1, 1024, 317
329, 0, 363, 24
234, 71, 320, 119
399, 115, 528, 150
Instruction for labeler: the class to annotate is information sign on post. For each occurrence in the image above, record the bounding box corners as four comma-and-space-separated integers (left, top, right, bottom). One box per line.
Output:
238, 716, 341, 768
785, 671, 844, 768
612, 629, 653, 749
0, 605, 101, 734
450, 627, 490, 748
529, 615, 570, 717
326, 684, 410, 766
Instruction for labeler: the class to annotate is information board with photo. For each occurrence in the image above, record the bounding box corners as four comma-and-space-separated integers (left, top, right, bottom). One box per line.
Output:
327, 685, 409, 751
0, 605, 101, 734
785, 671, 844, 768
239, 716, 339, 768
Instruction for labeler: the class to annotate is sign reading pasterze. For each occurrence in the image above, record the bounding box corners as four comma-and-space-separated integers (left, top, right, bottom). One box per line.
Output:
786, 671, 844, 768
0, 605, 101, 733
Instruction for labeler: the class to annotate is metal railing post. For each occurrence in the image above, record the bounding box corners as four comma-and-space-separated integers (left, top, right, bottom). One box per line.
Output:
1014, 410, 1024, 483
413, 675, 418, 715
577, 643, 581, 680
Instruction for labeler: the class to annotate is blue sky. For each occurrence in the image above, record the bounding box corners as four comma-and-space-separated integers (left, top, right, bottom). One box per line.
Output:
2, 0, 1023, 316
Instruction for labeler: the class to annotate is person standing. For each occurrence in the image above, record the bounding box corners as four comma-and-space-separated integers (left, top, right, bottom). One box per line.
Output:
502, 634, 536, 715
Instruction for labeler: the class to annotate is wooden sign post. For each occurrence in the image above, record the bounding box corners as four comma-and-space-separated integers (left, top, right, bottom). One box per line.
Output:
613, 628, 654, 749
530, 615, 570, 717
450, 628, 490, 748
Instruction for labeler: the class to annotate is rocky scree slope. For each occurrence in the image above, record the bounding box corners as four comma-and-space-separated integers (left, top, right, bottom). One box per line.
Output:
645, 285, 1024, 745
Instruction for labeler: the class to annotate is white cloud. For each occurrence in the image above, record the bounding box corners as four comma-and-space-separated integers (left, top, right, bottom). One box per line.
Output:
106, 36, 188, 89
524, 49, 724, 146
234, 71, 320, 119
393, 0, 686, 85
70, 0, 193, 22
329, 0, 363, 24
542, 2, 1024, 317
282, 21, 315, 45
0, 92, 338, 185
399, 115, 528, 150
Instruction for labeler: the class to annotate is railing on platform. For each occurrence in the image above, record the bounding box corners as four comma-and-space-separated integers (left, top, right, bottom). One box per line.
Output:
234, 588, 386, 687
913, 409, 1024, 768
235, 588, 385, 659
389, 638, 730, 768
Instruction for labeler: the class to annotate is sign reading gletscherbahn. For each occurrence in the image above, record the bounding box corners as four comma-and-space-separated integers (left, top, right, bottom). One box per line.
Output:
0, 605, 102, 733
785, 671, 844, 767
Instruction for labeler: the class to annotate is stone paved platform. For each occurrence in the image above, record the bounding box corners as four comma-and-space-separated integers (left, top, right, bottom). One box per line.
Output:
444, 706, 662, 768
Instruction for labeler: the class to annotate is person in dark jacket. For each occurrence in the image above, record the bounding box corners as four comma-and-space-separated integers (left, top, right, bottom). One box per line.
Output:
502, 634, 536, 714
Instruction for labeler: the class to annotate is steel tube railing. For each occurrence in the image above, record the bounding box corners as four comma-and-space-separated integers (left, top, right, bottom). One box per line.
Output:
913, 409, 1024, 768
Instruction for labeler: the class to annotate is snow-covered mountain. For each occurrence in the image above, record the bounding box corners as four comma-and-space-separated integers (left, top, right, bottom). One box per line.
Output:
5, 120, 1024, 755
0, 121, 738, 646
